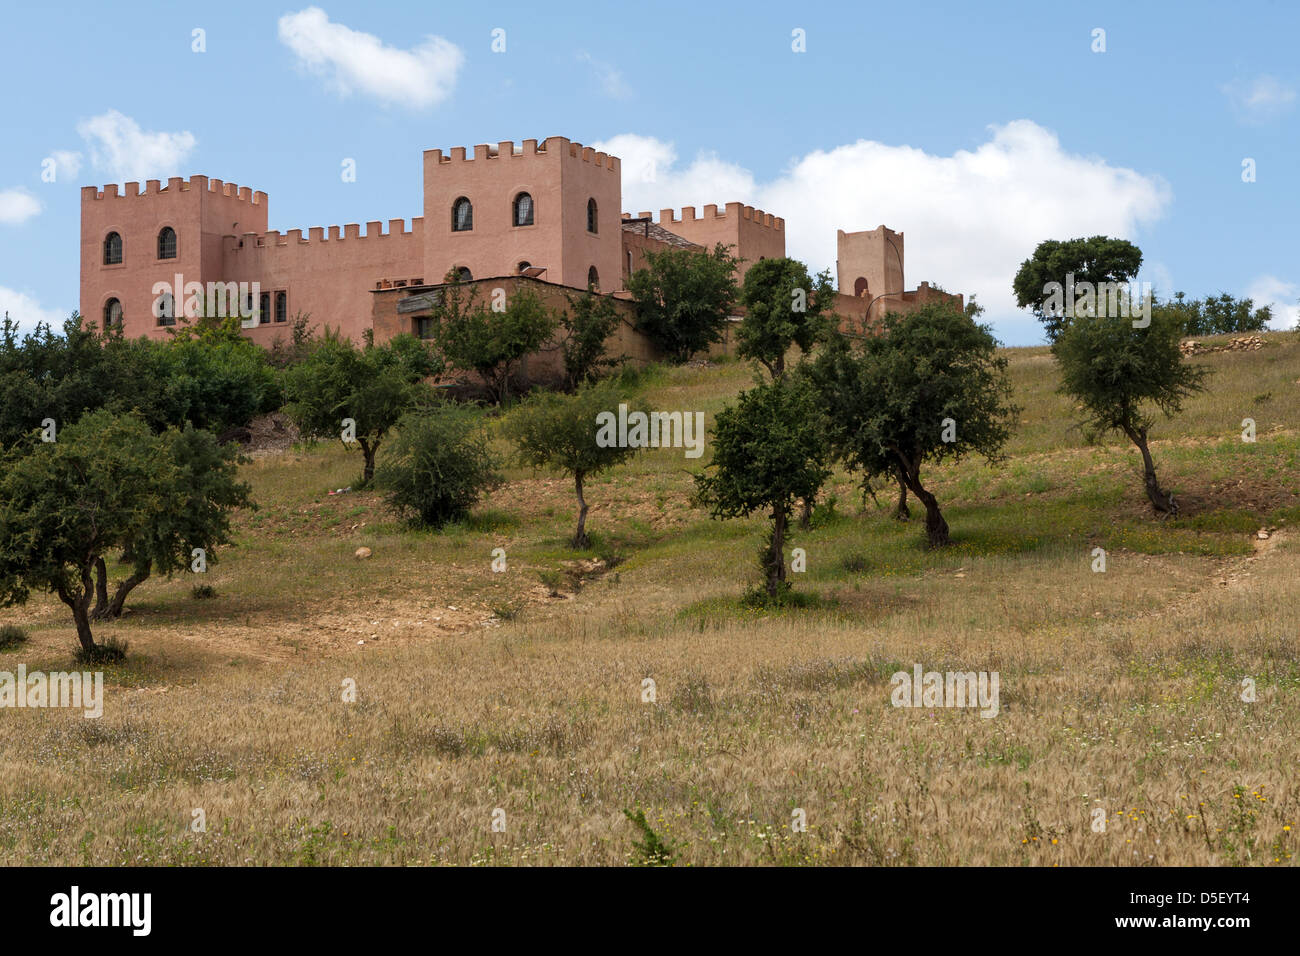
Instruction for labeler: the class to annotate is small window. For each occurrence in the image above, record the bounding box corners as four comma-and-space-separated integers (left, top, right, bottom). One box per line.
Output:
587, 266, 600, 291
452, 197, 473, 232
103, 232, 123, 265
513, 192, 534, 227
456, 266, 473, 282
103, 298, 123, 328
517, 261, 531, 274
157, 226, 177, 260
854, 277, 869, 297
586, 198, 598, 234
259, 292, 270, 325
275, 291, 287, 323
626, 250, 633, 276
154, 292, 176, 327
413, 316, 434, 340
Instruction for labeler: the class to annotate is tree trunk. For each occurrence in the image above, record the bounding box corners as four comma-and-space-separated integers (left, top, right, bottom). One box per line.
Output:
572, 471, 590, 548
107, 563, 151, 619
896, 454, 949, 547
893, 468, 910, 521
92, 557, 110, 620
359, 439, 377, 486
766, 506, 788, 596
57, 564, 97, 654
1124, 425, 1177, 515
798, 495, 814, 529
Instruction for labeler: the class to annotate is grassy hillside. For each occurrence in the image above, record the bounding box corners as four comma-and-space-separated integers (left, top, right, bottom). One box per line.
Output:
2, 330, 1298, 865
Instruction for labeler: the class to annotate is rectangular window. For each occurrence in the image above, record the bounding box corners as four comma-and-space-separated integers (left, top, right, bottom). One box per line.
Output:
275, 291, 287, 323
413, 316, 434, 339
259, 292, 270, 325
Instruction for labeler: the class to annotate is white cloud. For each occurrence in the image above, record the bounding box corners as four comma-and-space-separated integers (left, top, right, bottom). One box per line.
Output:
597, 122, 1172, 344
278, 7, 464, 109
1222, 75, 1296, 123
0, 189, 42, 225
77, 110, 196, 182
1244, 275, 1299, 330
577, 52, 630, 100
47, 150, 84, 181
0, 286, 65, 334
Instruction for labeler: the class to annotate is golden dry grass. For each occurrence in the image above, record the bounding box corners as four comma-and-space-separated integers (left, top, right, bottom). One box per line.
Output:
1, 331, 1298, 865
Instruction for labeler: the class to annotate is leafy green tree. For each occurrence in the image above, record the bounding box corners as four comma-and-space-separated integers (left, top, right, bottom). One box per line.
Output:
737, 258, 836, 379
694, 376, 831, 598
0, 411, 249, 657
374, 405, 502, 528
1013, 236, 1144, 342
1151, 291, 1272, 337
504, 380, 643, 547
93, 422, 253, 620
812, 302, 1018, 547
430, 280, 558, 404
1053, 307, 1209, 516
558, 290, 623, 391
628, 243, 739, 363
282, 332, 439, 485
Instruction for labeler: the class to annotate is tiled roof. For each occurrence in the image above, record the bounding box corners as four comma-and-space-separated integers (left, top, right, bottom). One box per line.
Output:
621, 219, 701, 249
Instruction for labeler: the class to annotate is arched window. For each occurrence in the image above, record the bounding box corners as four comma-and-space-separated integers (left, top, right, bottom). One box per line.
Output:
275, 291, 287, 323
517, 261, 531, 274
513, 192, 534, 227
452, 197, 473, 232
103, 298, 122, 327
587, 266, 600, 291
103, 232, 123, 265
853, 277, 869, 297
157, 226, 177, 260
456, 266, 473, 282
586, 198, 598, 233
259, 292, 270, 325
154, 291, 175, 327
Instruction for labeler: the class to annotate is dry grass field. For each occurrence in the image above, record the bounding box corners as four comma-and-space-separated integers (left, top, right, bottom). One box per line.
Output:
2, 331, 1298, 866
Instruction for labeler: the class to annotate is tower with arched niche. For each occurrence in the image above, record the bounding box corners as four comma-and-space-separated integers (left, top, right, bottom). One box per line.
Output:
836, 226, 905, 302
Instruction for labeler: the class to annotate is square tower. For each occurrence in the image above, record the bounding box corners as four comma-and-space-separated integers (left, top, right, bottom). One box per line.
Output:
836, 226, 905, 300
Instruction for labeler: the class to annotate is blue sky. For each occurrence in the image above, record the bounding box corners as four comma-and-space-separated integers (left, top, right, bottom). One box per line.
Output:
1, 0, 1297, 345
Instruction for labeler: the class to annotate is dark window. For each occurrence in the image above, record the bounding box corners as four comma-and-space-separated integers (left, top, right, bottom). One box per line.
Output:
626, 250, 633, 276
452, 197, 473, 231
513, 192, 534, 227
103, 298, 123, 327
586, 198, 598, 233
413, 316, 434, 339
854, 276, 869, 297
456, 266, 473, 282
517, 261, 531, 274
103, 232, 123, 265
157, 226, 177, 260
155, 292, 176, 327
587, 266, 600, 291
259, 292, 270, 325
275, 291, 287, 323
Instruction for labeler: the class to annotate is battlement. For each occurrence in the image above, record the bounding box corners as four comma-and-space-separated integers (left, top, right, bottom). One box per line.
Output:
233, 217, 424, 248
424, 136, 619, 171
626, 202, 785, 232
81, 174, 268, 205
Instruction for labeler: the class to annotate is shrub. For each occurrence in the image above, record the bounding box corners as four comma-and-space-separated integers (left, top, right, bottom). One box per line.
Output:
0, 623, 28, 650
374, 406, 502, 528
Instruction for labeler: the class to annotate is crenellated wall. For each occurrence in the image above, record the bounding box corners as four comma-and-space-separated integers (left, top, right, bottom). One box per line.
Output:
221, 218, 425, 343
629, 202, 786, 284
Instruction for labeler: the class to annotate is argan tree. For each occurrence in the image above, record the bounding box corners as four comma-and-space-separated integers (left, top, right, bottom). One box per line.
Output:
504, 380, 642, 548
737, 257, 835, 379
558, 290, 623, 392
430, 280, 558, 404
1013, 236, 1144, 342
694, 376, 831, 599
813, 302, 1018, 547
282, 332, 439, 485
1053, 306, 1209, 516
0, 411, 250, 658
628, 243, 739, 363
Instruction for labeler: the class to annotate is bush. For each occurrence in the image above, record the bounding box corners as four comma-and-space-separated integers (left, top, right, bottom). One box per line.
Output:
374, 406, 502, 528
0, 624, 28, 650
